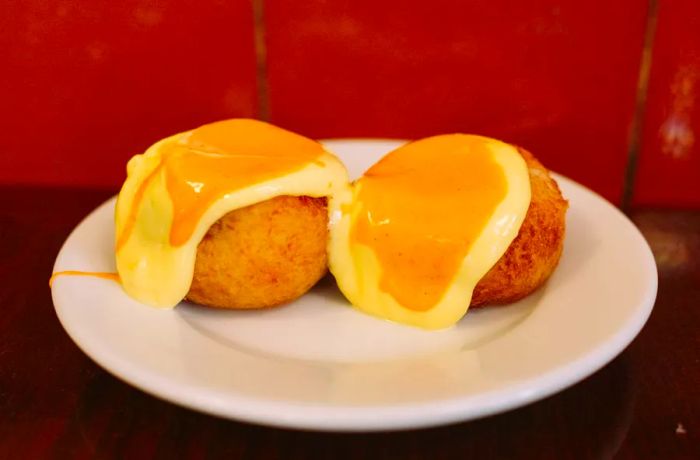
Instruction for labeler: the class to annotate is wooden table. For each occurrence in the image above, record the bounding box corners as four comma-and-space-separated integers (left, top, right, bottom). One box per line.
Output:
0, 187, 697, 459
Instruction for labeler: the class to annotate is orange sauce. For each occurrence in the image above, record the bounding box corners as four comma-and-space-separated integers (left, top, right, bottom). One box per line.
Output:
116, 119, 325, 249
49, 271, 120, 287
351, 135, 507, 311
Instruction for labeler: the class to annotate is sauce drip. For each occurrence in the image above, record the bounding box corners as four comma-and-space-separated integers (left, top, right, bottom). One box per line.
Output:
351, 135, 507, 311
49, 271, 120, 287
115, 163, 163, 252
117, 119, 325, 249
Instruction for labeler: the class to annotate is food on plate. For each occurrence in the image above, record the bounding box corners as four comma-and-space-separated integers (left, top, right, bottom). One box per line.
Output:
77, 118, 566, 328
114, 118, 348, 308
327, 134, 567, 329
471, 148, 567, 307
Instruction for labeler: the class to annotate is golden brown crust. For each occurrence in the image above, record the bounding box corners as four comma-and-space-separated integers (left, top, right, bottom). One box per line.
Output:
186, 195, 328, 309
471, 147, 568, 307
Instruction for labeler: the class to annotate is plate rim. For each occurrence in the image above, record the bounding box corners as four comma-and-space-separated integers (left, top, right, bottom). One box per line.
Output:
51, 139, 658, 431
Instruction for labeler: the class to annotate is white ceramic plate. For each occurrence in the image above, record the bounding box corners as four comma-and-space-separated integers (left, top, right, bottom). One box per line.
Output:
51, 139, 657, 431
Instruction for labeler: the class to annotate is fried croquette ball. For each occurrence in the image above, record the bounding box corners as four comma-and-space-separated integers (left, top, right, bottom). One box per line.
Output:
186, 195, 328, 309
471, 148, 568, 307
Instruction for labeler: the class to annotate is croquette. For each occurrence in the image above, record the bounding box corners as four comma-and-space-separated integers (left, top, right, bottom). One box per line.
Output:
186, 195, 328, 309
471, 147, 568, 306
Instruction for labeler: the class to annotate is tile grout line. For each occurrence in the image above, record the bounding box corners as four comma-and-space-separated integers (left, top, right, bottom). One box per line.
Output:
621, 0, 659, 211
252, 0, 271, 121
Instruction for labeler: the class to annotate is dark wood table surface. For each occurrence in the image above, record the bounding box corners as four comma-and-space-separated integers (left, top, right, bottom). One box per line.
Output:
0, 187, 697, 459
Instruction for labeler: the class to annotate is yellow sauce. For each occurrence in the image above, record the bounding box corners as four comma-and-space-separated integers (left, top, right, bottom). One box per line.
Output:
114, 119, 349, 308
117, 119, 324, 250
328, 134, 531, 329
352, 136, 507, 311
115, 164, 163, 252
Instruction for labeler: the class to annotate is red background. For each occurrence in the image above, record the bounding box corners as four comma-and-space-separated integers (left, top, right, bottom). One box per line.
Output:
1, 0, 698, 207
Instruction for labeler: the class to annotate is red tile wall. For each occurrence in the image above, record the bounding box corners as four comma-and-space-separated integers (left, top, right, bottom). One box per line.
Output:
3, 0, 699, 208
264, 0, 648, 204
0, 0, 258, 188
633, 0, 700, 208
